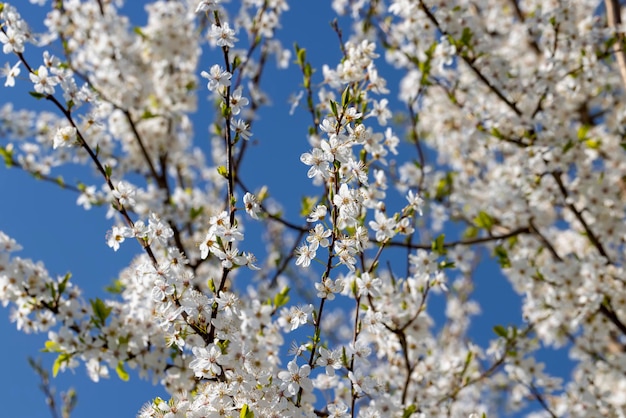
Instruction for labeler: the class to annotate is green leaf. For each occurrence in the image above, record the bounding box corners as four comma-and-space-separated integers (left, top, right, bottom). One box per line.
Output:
341, 86, 350, 109
273, 286, 290, 308
43, 340, 61, 353
493, 245, 510, 268
29, 91, 46, 99
303, 62, 312, 79
464, 225, 478, 239
431, 234, 446, 255
256, 185, 270, 202
402, 404, 417, 418
52, 353, 72, 377
105, 278, 124, 294
493, 325, 508, 338
240, 404, 254, 418
585, 138, 600, 149
221, 102, 231, 118
507, 234, 519, 248
58, 272, 71, 295
295, 43, 306, 67
351, 278, 358, 296
440, 260, 455, 269
577, 125, 589, 140
0, 146, 14, 167
140, 110, 157, 120
329, 100, 338, 118
213, 121, 223, 136
189, 206, 204, 220
133, 26, 146, 38
490, 126, 504, 139
562, 139, 574, 153
104, 165, 112, 179
215, 340, 229, 353
115, 361, 130, 381
232, 56, 242, 72
52, 357, 61, 377
90, 298, 112, 327
341, 346, 349, 366
46, 281, 57, 300
434, 172, 454, 200
474, 211, 494, 230
217, 165, 228, 177
418, 58, 432, 85
300, 196, 317, 217
460, 27, 473, 47
463, 350, 473, 370
118, 333, 130, 345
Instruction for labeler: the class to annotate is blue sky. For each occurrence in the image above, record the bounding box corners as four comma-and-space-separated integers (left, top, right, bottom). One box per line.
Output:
0, 1, 573, 417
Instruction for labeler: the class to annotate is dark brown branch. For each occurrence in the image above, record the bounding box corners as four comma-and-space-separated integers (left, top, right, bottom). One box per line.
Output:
551, 172, 610, 262
383, 226, 531, 250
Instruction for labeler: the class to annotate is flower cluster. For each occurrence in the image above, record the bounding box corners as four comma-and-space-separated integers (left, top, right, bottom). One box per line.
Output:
1, 0, 626, 417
